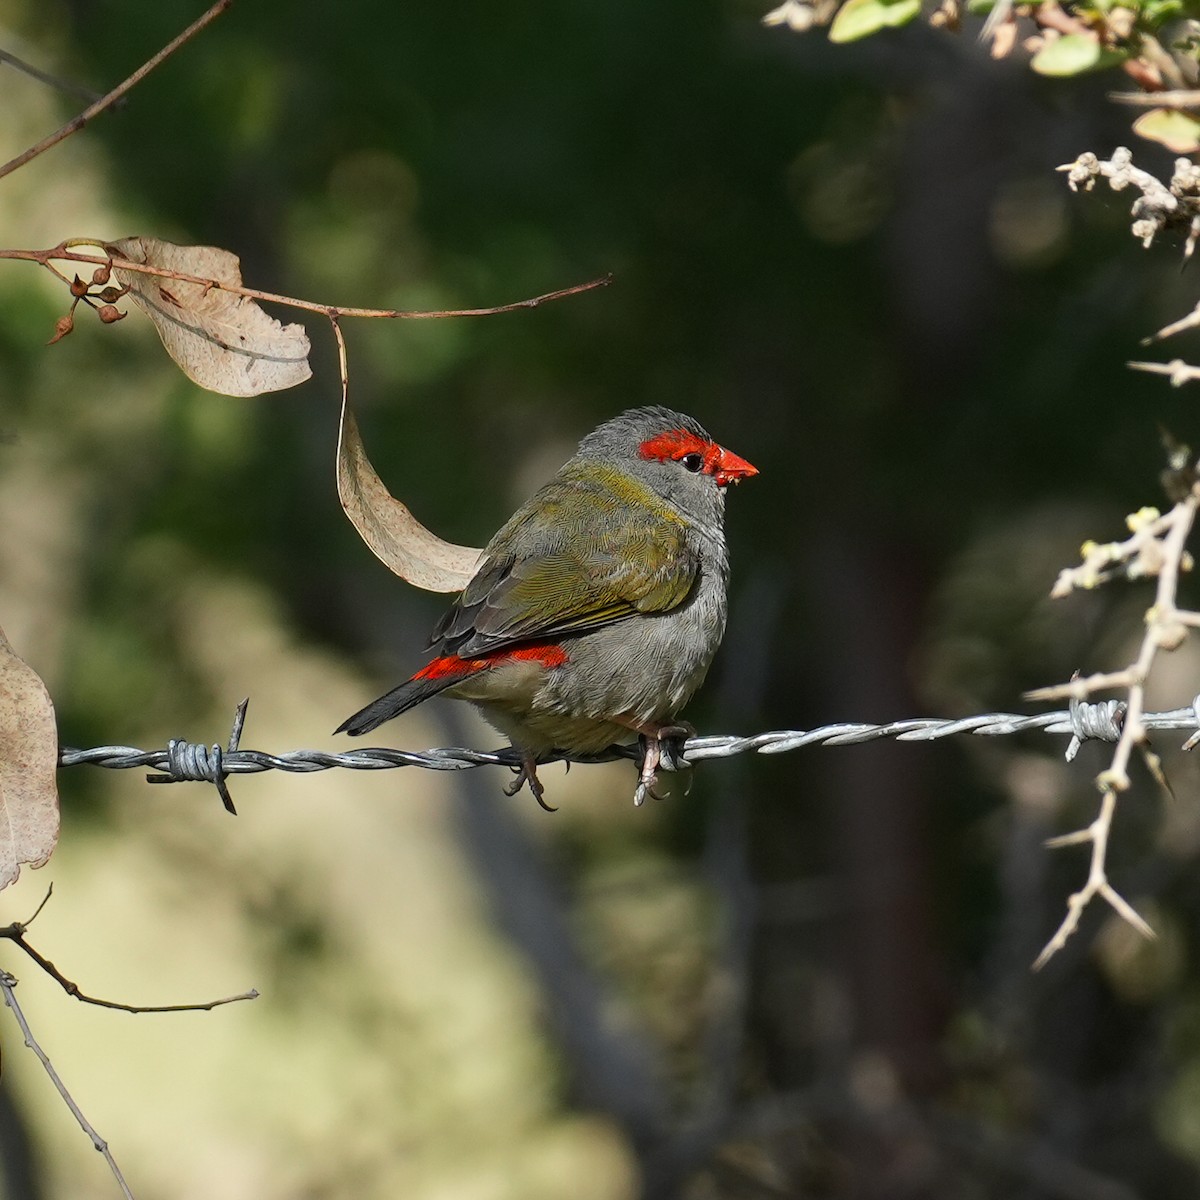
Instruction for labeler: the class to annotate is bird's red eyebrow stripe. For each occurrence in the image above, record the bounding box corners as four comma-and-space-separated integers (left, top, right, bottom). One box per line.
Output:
416, 643, 569, 681
638, 429, 714, 465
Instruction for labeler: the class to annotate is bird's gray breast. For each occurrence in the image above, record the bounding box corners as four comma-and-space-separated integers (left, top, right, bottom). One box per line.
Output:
543, 524, 729, 725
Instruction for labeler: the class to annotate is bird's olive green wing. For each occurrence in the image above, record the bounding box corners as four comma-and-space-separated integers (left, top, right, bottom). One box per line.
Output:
431, 471, 699, 657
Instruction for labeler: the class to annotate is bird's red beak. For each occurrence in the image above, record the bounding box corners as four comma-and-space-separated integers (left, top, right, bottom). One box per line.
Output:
713, 446, 758, 488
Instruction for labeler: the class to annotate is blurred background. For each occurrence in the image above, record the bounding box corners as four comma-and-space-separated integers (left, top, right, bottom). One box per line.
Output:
3, 1, 1200, 1196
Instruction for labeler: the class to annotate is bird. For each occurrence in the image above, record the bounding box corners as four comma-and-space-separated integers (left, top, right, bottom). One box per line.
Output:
336, 405, 757, 808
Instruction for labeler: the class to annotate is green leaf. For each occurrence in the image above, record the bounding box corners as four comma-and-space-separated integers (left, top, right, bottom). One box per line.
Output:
829, 0, 921, 43
1133, 108, 1200, 153
1030, 32, 1126, 75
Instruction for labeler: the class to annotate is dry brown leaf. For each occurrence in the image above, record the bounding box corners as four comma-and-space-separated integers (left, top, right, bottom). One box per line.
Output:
0, 626, 60, 891
106, 236, 312, 397
337, 404, 483, 592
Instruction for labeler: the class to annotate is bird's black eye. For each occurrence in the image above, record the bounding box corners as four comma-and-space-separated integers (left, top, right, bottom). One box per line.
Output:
679, 453, 704, 473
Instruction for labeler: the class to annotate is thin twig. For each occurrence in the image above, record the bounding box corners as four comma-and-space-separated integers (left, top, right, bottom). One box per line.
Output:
1025, 670, 1135, 703
0, 243, 613, 322
1031, 789, 1153, 969
1109, 88, 1200, 108
1059, 147, 1200, 251
1128, 359, 1200, 386
0, 928, 258, 1012
0, 0, 233, 182
22, 883, 55, 927
1142, 302, 1200, 344
0, 47, 104, 104
1035, 504, 1186, 605
0, 971, 136, 1199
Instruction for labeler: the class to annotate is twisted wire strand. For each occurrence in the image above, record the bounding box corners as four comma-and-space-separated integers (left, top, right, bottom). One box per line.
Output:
53, 696, 1200, 806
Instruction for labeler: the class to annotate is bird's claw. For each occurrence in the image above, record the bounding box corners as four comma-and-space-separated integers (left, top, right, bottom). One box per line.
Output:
632, 767, 674, 807
633, 724, 695, 806
504, 758, 557, 812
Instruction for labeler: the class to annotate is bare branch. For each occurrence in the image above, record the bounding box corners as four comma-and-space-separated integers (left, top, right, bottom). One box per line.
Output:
1142, 300, 1200, 344
0, 243, 612, 326
1031, 483, 1200, 966
0, 918, 258, 1013
1038, 505, 1183, 602
0, 970, 137, 1199
1025, 670, 1137, 703
0, 0, 233, 182
1128, 358, 1200, 386
1109, 88, 1200, 109
1032, 789, 1154, 969
1059, 147, 1200, 250
21, 883, 54, 928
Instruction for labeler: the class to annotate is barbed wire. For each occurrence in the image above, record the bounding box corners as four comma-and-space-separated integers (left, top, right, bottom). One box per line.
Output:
53, 694, 1200, 813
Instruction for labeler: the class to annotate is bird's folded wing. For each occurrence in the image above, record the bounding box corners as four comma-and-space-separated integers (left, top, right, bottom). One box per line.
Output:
434, 520, 699, 656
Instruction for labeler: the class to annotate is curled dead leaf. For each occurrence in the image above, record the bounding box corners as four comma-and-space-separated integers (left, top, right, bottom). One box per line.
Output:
105, 236, 312, 397
337, 403, 483, 593
0, 626, 60, 891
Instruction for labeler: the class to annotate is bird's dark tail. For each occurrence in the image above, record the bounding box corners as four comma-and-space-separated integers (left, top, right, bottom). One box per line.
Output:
335, 669, 467, 737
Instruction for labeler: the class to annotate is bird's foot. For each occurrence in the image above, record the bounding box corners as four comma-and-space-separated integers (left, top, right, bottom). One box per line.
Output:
504, 753, 557, 812
656, 722, 695, 771
633, 722, 695, 807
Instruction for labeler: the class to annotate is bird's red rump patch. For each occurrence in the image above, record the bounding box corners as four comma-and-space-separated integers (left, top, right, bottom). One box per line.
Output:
638, 428, 758, 487
415, 643, 569, 681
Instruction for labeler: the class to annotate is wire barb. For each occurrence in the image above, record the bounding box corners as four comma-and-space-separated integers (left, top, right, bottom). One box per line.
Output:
1066, 693, 1126, 762
143, 698, 247, 814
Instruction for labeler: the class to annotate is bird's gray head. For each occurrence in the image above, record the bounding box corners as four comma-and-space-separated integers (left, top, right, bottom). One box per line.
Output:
576, 406, 757, 526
